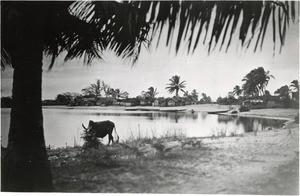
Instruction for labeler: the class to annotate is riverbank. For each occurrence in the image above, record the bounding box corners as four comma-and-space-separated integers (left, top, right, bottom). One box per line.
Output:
48, 109, 299, 194
234, 108, 299, 121
42, 104, 232, 112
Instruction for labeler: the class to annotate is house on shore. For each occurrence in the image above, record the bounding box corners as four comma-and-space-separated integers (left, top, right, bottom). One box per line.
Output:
167, 99, 176, 107
124, 98, 139, 107
289, 91, 299, 101
140, 99, 152, 106
97, 97, 117, 106
153, 98, 167, 107
165, 97, 186, 107
242, 94, 283, 109
265, 95, 281, 108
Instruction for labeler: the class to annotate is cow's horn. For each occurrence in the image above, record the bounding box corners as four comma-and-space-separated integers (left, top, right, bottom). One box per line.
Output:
82, 123, 88, 130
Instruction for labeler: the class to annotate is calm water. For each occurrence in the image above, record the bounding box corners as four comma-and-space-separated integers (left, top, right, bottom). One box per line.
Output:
1, 108, 286, 148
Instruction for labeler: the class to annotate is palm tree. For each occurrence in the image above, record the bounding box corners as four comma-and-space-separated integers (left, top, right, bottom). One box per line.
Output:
166, 75, 186, 97
111, 88, 128, 99
1, 1, 297, 191
290, 80, 299, 92
242, 67, 274, 97
255, 67, 275, 96
242, 70, 259, 97
233, 85, 243, 97
191, 89, 199, 102
81, 79, 102, 97
101, 81, 110, 97
145, 87, 159, 98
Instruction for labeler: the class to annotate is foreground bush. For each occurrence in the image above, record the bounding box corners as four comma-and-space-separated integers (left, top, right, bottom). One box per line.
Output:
82, 129, 100, 149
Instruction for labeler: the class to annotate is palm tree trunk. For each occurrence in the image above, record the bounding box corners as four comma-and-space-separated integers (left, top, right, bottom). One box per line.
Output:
2, 6, 53, 191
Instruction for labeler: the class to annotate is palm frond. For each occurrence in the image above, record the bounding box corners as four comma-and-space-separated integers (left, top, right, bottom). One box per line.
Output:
2, 1, 298, 70
1, 49, 12, 70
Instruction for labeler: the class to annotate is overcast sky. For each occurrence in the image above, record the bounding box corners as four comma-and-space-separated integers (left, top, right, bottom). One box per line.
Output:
1, 12, 299, 101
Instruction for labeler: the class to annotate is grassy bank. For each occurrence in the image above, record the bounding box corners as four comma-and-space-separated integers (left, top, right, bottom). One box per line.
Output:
49, 119, 299, 194
33, 106, 300, 193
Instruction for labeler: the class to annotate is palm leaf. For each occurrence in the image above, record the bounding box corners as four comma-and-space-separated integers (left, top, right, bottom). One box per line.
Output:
1, 1, 298, 69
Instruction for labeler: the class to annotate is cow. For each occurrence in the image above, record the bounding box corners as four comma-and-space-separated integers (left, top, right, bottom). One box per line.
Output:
82, 120, 119, 145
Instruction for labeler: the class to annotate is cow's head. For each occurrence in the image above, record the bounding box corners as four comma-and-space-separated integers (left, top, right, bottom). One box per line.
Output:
82, 120, 94, 132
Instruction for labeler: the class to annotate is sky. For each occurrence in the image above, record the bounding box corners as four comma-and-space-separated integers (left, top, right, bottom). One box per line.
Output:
1, 8, 299, 101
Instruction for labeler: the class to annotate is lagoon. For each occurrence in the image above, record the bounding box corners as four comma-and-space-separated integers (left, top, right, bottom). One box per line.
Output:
1, 107, 286, 148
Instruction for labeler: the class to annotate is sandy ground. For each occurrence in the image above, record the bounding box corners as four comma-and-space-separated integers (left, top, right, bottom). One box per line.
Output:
236, 108, 299, 120
50, 114, 299, 194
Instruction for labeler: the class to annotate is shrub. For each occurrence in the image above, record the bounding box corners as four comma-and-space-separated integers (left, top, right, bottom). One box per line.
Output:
239, 106, 250, 112
81, 129, 100, 149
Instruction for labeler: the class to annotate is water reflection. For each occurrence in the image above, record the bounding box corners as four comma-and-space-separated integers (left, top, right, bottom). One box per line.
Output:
1, 108, 286, 148
217, 115, 236, 124
217, 115, 286, 133
78, 111, 199, 123
200, 112, 208, 120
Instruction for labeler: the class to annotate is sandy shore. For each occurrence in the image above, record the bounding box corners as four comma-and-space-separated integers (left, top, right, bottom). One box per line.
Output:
49, 107, 299, 194
235, 108, 299, 120
43, 103, 230, 110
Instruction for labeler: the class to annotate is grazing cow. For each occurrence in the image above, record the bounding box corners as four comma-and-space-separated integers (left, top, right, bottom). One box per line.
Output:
82, 120, 119, 145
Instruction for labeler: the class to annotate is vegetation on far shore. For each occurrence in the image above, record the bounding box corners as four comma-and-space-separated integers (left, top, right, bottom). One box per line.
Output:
1, 76, 299, 109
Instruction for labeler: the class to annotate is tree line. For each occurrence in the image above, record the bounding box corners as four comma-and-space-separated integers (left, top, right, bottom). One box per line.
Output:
216, 67, 299, 108
41, 75, 212, 106
2, 68, 297, 108
2, 75, 213, 107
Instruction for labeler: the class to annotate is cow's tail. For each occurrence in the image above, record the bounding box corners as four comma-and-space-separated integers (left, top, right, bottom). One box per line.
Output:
114, 126, 119, 143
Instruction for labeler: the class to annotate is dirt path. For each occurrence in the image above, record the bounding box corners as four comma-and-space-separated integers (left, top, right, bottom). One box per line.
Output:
50, 122, 298, 194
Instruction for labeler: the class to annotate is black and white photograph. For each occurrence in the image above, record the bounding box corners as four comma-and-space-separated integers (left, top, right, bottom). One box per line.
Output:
1, 0, 299, 194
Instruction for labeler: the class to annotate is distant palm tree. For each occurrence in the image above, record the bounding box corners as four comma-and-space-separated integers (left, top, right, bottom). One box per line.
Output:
233, 85, 243, 97
1, 1, 297, 191
290, 80, 299, 92
113, 88, 128, 99
166, 75, 186, 97
191, 89, 199, 102
101, 81, 110, 97
82, 79, 102, 97
146, 87, 159, 98
242, 70, 259, 97
255, 67, 274, 96
242, 67, 274, 97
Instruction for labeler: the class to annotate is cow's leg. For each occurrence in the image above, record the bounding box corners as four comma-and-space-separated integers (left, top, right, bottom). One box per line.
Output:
98, 138, 102, 149
108, 134, 113, 145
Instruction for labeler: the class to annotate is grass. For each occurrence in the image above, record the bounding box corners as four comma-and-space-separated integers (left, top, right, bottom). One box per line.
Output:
48, 127, 202, 192
123, 127, 186, 147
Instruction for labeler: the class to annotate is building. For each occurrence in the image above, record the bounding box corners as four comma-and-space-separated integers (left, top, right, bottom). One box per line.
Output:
289, 91, 299, 101
140, 99, 151, 106
97, 97, 117, 106
82, 98, 96, 106
152, 98, 166, 107
124, 98, 139, 107
265, 96, 281, 108
167, 99, 176, 107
